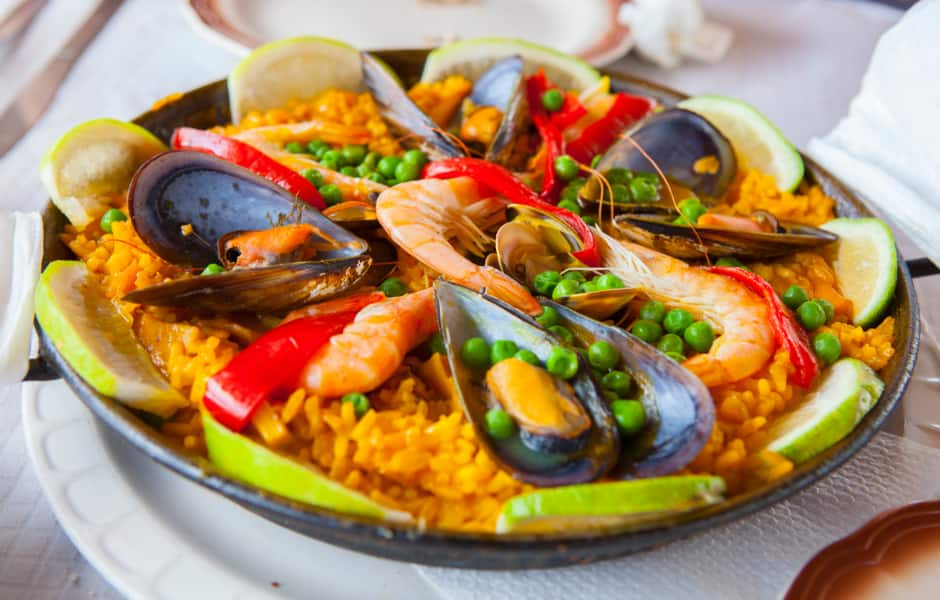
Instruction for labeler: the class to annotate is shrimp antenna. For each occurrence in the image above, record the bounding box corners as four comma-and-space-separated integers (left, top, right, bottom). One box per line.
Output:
574, 160, 614, 224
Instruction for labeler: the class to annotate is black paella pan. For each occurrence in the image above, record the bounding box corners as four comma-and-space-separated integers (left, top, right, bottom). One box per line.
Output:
27, 49, 926, 569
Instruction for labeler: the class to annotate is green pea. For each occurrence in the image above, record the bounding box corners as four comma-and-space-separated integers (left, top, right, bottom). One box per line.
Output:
514, 349, 540, 366
402, 149, 428, 168
629, 177, 660, 203
490, 340, 519, 364
782, 285, 810, 310
665, 351, 686, 362
601, 370, 634, 397
341, 144, 367, 166
320, 157, 338, 171
366, 172, 386, 185
541, 88, 564, 112
321, 149, 344, 167
657, 333, 685, 355
319, 183, 343, 206
99, 208, 127, 233
813, 332, 841, 364
611, 183, 631, 204
307, 140, 329, 155
580, 279, 599, 294
638, 300, 666, 323
582, 215, 597, 226
663, 308, 694, 334
552, 278, 582, 300
631, 319, 663, 344
677, 197, 707, 223
611, 399, 646, 436
284, 141, 305, 153
606, 168, 632, 185
557, 199, 582, 215
590, 154, 602, 169
684, 321, 715, 353
201, 262, 224, 276
797, 300, 827, 331
548, 325, 574, 344
560, 185, 581, 204
554, 155, 579, 181
427, 332, 446, 355
461, 337, 490, 370
361, 151, 381, 170
563, 271, 587, 283
357, 163, 374, 177
595, 273, 624, 290
535, 305, 560, 327
340, 166, 359, 177
378, 277, 409, 298
314, 145, 330, 160
341, 393, 370, 419
394, 160, 422, 183
603, 390, 619, 404
817, 299, 835, 323
715, 257, 749, 270
546, 346, 579, 379
485, 408, 516, 440
588, 340, 620, 371
300, 168, 324, 187
377, 155, 401, 178
533, 271, 562, 296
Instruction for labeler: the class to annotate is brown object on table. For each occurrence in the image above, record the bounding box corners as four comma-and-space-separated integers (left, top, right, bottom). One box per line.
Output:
786, 499, 940, 600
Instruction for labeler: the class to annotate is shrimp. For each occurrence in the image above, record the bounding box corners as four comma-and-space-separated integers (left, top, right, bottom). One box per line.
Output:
302, 288, 438, 398
596, 229, 774, 387
376, 177, 541, 315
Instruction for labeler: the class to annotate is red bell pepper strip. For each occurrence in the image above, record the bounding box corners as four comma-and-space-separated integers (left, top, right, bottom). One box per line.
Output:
531, 113, 565, 200
706, 266, 819, 388
566, 93, 654, 165
172, 127, 325, 210
204, 312, 356, 431
423, 157, 600, 267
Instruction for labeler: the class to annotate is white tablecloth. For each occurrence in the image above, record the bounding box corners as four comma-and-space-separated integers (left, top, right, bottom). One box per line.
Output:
0, 0, 919, 597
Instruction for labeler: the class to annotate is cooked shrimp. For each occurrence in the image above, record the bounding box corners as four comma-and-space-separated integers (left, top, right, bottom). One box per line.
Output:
232, 120, 372, 147
376, 177, 541, 314
302, 288, 438, 398
596, 229, 774, 386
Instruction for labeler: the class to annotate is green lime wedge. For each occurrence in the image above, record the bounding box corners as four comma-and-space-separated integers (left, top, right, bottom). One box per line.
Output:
678, 94, 804, 192
34, 261, 187, 418
421, 37, 601, 92
39, 119, 166, 229
202, 411, 412, 523
228, 36, 370, 123
496, 475, 726, 534
820, 218, 898, 328
767, 358, 884, 464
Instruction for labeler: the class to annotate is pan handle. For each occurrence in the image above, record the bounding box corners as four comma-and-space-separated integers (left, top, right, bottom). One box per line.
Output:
907, 257, 940, 279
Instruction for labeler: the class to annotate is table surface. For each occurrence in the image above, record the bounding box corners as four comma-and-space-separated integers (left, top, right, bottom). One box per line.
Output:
0, 0, 931, 598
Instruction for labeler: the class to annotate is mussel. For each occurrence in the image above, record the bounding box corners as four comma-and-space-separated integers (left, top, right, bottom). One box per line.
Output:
468, 56, 531, 168
435, 280, 619, 486
551, 302, 715, 478
580, 108, 737, 211
613, 211, 838, 260
495, 205, 635, 319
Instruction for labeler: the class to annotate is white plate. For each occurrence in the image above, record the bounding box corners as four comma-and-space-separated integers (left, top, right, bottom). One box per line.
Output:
180, 0, 633, 66
21, 380, 442, 600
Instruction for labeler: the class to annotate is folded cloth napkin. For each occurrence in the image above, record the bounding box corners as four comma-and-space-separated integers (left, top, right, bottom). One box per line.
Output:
416, 433, 940, 599
418, 5, 940, 599
807, 0, 940, 267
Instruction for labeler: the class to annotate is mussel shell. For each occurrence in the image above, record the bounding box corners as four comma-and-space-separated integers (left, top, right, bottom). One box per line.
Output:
360, 52, 463, 160
322, 201, 378, 233
435, 280, 619, 487
549, 302, 715, 478
129, 151, 369, 268
477, 56, 532, 169
469, 55, 523, 109
561, 288, 636, 321
613, 213, 839, 260
122, 256, 371, 313
583, 108, 737, 204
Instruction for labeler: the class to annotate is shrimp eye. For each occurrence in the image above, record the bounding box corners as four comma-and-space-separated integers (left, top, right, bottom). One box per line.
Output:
225, 247, 242, 265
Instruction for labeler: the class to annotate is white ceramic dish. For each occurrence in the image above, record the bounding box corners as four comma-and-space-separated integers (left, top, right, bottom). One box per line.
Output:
21, 380, 440, 600
180, 0, 633, 65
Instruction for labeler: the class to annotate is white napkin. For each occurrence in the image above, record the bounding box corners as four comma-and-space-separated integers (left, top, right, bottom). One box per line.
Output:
416, 433, 940, 600
807, 0, 940, 267
0, 210, 41, 384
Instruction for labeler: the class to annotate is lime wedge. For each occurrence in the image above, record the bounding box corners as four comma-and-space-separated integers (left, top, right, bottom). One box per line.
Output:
767, 358, 884, 464
678, 95, 804, 192
496, 475, 725, 534
228, 36, 368, 124
203, 411, 411, 523
34, 261, 187, 418
421, 37, 601, 92
39, 119, 166, 228
820, 218, 898, 328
